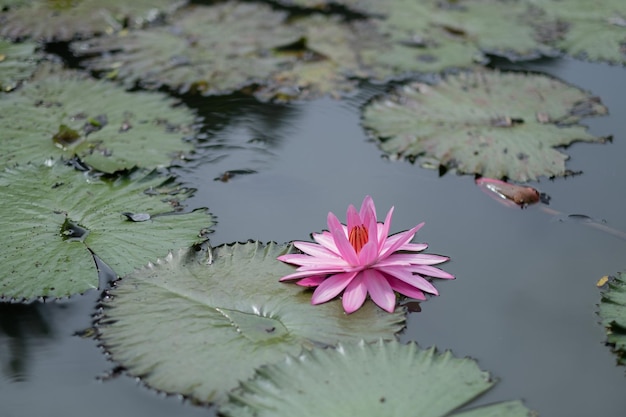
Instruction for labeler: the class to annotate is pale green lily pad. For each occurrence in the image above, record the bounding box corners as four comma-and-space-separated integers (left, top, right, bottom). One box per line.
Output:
0, 0, 186, 41
255, 15, 366, 101
530, 0, 626, 64
255, 0, 552, 99
0, 68, 195, 173
278, 0, 550, 76
0, 40, 39, 92
72, 2, 301, 96
362, 70, 609, 182
256, 13, 476, 100
0, 163, 212, 300
97, 242, 405, 403
598, 272, 626, 365
221, 340, 534, 417
359, 0, 551, 80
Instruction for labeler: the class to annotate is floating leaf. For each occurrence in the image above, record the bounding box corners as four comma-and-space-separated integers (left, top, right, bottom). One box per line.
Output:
97, 242, 404, 403
362, 70, 608, 182
599, 272, 626, 365
254, 0, 552, 98
72, 2, 301, 96
0, 163, 212, 300
359, 0, 552, 80
0, 69, 195, 173
220, 340, 534, 417
0, 40, 39, 92
530, 0, 626, 64
0, 0, 186, 41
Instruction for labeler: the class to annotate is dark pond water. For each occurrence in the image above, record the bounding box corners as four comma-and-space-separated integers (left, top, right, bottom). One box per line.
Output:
2, 57, 626, 417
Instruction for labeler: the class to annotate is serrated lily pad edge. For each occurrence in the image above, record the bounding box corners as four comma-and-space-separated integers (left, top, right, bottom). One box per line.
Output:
92, 241, 406, 404
220, 339, 535, 417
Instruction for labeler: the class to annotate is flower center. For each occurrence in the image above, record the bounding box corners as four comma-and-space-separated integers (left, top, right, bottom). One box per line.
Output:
348, 224, 368, 254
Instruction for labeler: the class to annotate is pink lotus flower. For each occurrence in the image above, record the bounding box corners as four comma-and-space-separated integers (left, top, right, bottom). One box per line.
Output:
278, 196, 453, 314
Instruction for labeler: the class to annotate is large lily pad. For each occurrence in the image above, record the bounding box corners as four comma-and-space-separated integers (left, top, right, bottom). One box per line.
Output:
221, 340, 534, 417
362, 70, 609, 182
0, 68, 195, 173
72, 2, 301, 96
599, 272, 626, 365
0, 0, 186, 41
359, 0, 551, 80
97, 242, 405, 403
0, 163, 212, 300
0, 40, 38, 92
529, 0, 626, 65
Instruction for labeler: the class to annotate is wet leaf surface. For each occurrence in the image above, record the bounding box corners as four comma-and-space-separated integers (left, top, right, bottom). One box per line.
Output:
0, 0, 186, 41
0, 163, 212, 300
221, 340, 534, 417
599, 271, 626, 365
97, 242, 405, 403
362, 70, 608, 182
0, 67, 196, 173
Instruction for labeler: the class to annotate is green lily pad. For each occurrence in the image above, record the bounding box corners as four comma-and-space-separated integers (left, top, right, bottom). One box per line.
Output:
0, 163, 212, 300
0, 0, 186, 41
278, 0, 551, 76
220, 340, 534, 417
261, 0, 553, 98
598, 272, 626, 365
72, 2, 301, 96
359, 0, 551, 80
97, 242, 404, 403
362, 70, 609, 182
0, 68, 195, 173
530, 0, 626, 64
0, 40, 39, 92
255, 15, 366, 101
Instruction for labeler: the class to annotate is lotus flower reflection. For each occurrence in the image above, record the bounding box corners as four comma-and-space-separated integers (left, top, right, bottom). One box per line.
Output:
278, 196, 453, 314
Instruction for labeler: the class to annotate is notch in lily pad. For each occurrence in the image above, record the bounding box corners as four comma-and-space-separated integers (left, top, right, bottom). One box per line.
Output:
0, 162, 213, 300
96, 241, 404, 404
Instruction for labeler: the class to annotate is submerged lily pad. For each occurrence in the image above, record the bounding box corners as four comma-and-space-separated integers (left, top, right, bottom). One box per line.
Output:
0, 69, 195, 173
362, 70, 608, 182
598, 272, 626, 365
0, 163, 212, 300
97, 242, 404, 403
0, 0, 186, 41
530, 0, 626, 64
72, 2, 301, 96
0, 40, 39, 92
221, 340, 534, 417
